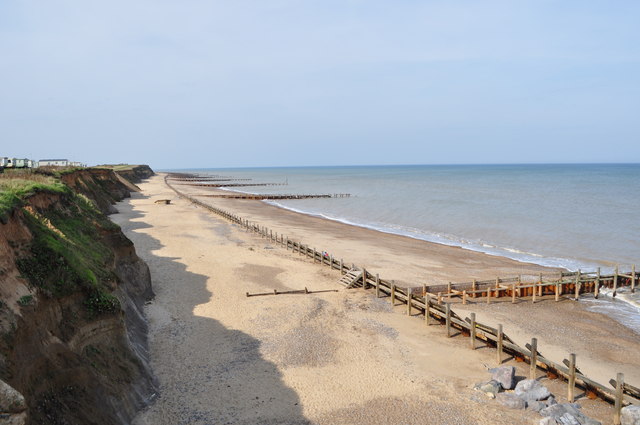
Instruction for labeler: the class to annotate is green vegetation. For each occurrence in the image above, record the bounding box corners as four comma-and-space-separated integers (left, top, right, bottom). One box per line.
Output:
93, 164, 139, 171
10, 175, 122, 316
17, 295, 33, 306
0, 172, 69, 223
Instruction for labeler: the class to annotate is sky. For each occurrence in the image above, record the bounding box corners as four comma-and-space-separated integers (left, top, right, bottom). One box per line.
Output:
1, 0, 639, 169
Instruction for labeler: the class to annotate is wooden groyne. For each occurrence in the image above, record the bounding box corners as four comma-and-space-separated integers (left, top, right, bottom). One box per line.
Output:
194, 193, 351, 200
176, 182, 287, 188
168, 177, 253, 182
164, 175, 639, 421
426, 268, 636, 304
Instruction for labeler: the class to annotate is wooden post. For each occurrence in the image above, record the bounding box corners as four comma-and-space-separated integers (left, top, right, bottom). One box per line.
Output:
614, 265, 619, 297
595, 267, 600, 299
313, 248, 317, 262
487, 287, 491, 304
446, 303, 451, 337
530, 338, 538, 379
447, 282, 452, 297
285, 237, 289, 250
391, 283, 396, 305
532, 279, 537, 304
632, 264, 636, 293
462, 290, 467, 305
511, 284, 516, 304
270, 229, 273, 240
329, 254, 333, 269
407, 289, 412, 315
497, 324, 503, 365
437, 292, 442, 305
362, 268, 367, 289
568, 353, 576, 403
614, 372, 624, 425
425, 295, 432, 326
575, 270, 581, 300
375, 274, 380, 297
470, 313, 476, 350
538, 273, 543, 296
555, 283, 559, 301
340, 259, 344, 274
472, 279, 477, 298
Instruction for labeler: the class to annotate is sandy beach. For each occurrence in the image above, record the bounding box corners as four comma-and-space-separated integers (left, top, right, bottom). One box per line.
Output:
112, 174, 639, 424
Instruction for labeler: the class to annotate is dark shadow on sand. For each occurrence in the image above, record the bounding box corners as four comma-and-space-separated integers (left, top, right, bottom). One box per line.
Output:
113, 191, 313, 425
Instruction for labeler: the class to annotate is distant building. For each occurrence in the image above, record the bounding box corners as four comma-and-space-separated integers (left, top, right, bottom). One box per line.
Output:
39, 159, 69, 167
0, 157, 35, 168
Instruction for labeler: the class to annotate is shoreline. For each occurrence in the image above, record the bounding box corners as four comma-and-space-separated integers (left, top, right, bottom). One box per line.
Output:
170, 174, 640, 384
120, 174, 639, 424
175, 176, 559, 286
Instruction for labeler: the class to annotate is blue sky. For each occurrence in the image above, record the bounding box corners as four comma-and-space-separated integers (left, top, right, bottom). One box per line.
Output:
1, 0, 639, 168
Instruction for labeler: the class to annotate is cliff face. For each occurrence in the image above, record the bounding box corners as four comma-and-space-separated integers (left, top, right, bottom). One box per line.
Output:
0, 168, 156, 424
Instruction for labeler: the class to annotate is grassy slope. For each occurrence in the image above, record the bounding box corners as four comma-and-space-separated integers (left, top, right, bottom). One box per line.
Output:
1, 171, 120, 315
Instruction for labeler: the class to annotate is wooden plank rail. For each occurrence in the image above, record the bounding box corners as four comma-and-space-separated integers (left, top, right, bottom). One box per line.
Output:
194, 193, 351, 200
164, 174, 640, 417
175, 182, 287, 188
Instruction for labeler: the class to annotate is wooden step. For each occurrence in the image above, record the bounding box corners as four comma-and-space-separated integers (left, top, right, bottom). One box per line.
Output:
338, 270, 363, 288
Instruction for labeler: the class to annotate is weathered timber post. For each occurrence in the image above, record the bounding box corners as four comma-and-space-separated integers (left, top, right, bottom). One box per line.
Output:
530, 338, 538, 379
575, 270, 581, 300
270, 229, 273, 240
568, 353, 576, 403
632, 264, 636, 293
470, 313, 476, 350
555, 283, 560, 302
391, 282, 396, 305
487, 287, 491, 304
362, 268, 367, 289
517, 275, 522, 297
472, 279, 477, 298
462, 290, 467, 305
497, 324, 503, 365
407, 289, 412, 315
285, 237, 289, 250
425, 295, 432, 326
532, 279, 537, 304
446, 303, 452, 337
375, 274, 380, 297
447, 282, 452, 300
340, 259, 344, 274
511, 284, 516, 304
614, 373, 624, 425
595, 267, 600, 298
437, 292, 442, 305
539, 273, 543, 296
313, 248, 317, 263
613, 265, 619, 297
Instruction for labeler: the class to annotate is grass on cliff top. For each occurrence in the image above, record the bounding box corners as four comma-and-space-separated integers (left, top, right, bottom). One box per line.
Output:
93, 164, 140, 171
0, 172, 69, 222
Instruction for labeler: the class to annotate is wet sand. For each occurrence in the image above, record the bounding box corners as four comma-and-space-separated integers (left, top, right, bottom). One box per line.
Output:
115, 174, 638, 424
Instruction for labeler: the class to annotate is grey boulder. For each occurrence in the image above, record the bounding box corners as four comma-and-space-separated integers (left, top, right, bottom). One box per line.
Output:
540, 403, 601, 425
496, 392, 526, 409
489, 366, 516, 390
622, 405, 640, 425
527, 400, 547, 412
474, 380, 501, 399
0, 380, 26, 413
515, 379, 551, 401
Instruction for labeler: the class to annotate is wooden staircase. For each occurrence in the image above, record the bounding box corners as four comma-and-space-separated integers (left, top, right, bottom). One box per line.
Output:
338, 268, 364, 288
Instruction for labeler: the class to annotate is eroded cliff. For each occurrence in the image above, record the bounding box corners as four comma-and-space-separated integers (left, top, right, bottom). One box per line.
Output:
0, 167, 156, 424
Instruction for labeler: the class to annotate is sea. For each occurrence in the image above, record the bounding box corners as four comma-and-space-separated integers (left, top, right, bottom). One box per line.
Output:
169, 164, 640, 331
